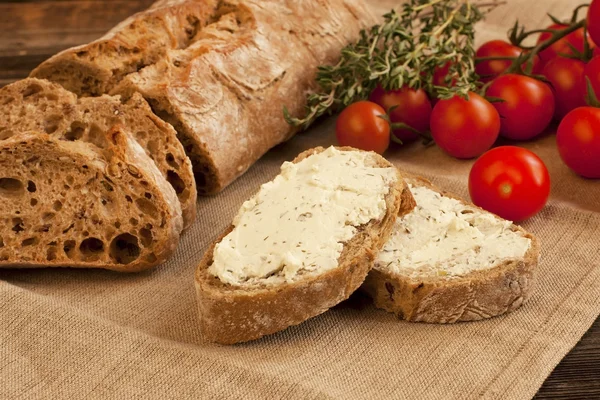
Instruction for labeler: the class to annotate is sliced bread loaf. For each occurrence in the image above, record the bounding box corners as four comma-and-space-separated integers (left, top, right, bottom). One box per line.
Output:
362, 177, 540, 323
0, 78, 197, 228
195, 146, 415, 344
0, 128, 182, 271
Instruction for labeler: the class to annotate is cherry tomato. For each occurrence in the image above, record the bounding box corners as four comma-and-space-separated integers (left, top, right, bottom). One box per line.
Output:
430, 92, 500, 159
469, 146, 550, 221
583, 55, 600, 103
486, 74, 555, 141
542, 57, 586, 119
475, 40, 541, 81
335, 101, 390, 154
588, 0, 600, 49
537, 24, 593, 66
369, 86, 432, 142
557, 107, 600, 178
432, 62, 456, 87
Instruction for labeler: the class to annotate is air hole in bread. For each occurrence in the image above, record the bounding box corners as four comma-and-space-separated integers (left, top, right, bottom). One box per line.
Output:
145, 253, 158, 263
22, 237, 38, 247
0, 237, 4, 248
42, 212, 55, 221
460, 209, 474, 214
75, 50, 88, 57
140, 226, 153, 247
39, 224, 51, 233
12, 218, 24, 233
66, 176, 75, 186
114, 221, 121, 229
79, 237, 105, 258
44, 93, 58, 101
167, 170, 185, 195
109, 233, 140, 264
44, 115, 62, 134
129, 218, 138, 226
2, 96, 14, 105
135, 198, 158, 218
147, 140, 159, 155
101, 181, 114, 192
30, 198, 38, 207
140, 180, 149, 187
125, 195, 133, 203
0, 128, 14, 140
135, 131, 147, 141
0, 178, 24, 196
0, 254, 8, 261
21, 83, 43, 98
88, 124, 107, 148
82, 231, 89, 237
27, 181, 36, 193
63, 240, 76, 258
65, 121, 86, 141
53, 200, 63, 212
165, 153, 178, 169
46, 247, 57, 261
144, 192, 152, 199
127, 165, 141, 178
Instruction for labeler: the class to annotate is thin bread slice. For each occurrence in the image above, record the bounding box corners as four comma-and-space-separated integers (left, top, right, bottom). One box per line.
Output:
195, 146, 415, 344
0, 129, 183, 272
0, 78, 197, 229
362, 176, 540, 323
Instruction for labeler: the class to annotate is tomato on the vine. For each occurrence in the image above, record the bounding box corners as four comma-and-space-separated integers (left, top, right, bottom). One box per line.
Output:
469, 146, 550, 221
583, 55, 600, 103
557, 107, 600, 178
432, 62, 457, 87
486, 74, 555, 141
542, 57, 586, 119
335, 101, 390, 154
588, 0, 600, 49
430, 92, 500, 159
537, 24, 593, 65
475, 40, 540, 81
369, 86, 432, 142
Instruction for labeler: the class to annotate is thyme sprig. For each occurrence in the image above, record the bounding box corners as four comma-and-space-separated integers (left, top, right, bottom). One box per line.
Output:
285, 0, 501, 129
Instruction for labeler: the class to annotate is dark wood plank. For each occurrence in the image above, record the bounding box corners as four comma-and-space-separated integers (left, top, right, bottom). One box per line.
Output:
0, 0, 599, 397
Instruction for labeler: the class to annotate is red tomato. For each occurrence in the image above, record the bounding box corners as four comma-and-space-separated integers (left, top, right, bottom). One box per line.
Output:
542, 57, 586, 119
335, 101, 390, 154
469, 146, 550, 221
475, 40, 541, 81
595, 46, 600, 58
486, 74, 555, 140
432, 62, 456, 87
583, 55, 600, 103
588, 0, 600, 50
557, 107, 600, 178
537, 24, 593, 66
369, 86, 432, 142
430, 92, 500, 159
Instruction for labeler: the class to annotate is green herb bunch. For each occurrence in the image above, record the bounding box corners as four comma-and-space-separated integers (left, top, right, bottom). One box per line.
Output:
285, 0, 500, 129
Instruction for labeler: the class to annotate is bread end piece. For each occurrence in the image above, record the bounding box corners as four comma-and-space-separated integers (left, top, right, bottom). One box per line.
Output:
194, 146, 415, 344
361, 176, 540, 323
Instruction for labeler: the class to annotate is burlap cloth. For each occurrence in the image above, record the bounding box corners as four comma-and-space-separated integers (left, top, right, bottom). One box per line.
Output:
1, 0, 599, 399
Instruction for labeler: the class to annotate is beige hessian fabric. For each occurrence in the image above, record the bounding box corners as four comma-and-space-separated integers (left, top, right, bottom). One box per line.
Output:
1, 0, 599, 399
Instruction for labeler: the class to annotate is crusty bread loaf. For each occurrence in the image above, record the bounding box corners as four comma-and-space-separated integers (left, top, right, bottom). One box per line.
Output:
362, 177, 540, 323
31, 0, 377, 194
195, 146, 415, 344
0, 78, 197, 228
0, 129, 183, 271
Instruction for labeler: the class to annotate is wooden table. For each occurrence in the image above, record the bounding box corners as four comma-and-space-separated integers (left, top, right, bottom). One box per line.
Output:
0, 1, 598, 398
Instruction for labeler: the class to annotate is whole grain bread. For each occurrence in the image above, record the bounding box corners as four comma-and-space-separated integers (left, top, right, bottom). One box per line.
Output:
194, 146, 415, 344
31, 0, 377, 194
0, 78, 197, 228
361, 176, 540, 323
0, 128, 183, 271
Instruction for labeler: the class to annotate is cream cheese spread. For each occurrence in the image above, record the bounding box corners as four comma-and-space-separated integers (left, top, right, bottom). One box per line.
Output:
209, 147, 397, 286
376, 184, 531, 277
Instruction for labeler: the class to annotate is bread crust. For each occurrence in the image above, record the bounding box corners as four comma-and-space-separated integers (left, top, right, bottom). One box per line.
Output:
361, 176, 541, 323
194, 147, 414, 344
0, 129, 182, 272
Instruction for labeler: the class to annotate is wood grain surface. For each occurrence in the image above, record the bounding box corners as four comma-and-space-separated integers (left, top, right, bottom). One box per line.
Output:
0, 0, 598, 398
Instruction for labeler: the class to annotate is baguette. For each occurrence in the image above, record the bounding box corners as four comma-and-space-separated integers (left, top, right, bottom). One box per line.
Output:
31, 0, 377, 194
0, 78, 197, 228
195, 146, 415, 344
0, 129, 182, 271
362, 176, 540, 323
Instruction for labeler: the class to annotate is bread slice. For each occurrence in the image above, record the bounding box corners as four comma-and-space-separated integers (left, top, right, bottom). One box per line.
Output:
194, 146, 415, 344
0, 78, 197, 228
0, 129, 183, 272
362, 176, 540, 323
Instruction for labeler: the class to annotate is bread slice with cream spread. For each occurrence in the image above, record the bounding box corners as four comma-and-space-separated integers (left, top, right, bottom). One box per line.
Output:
195, 146, 415, 344
362, 176, 540, 323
